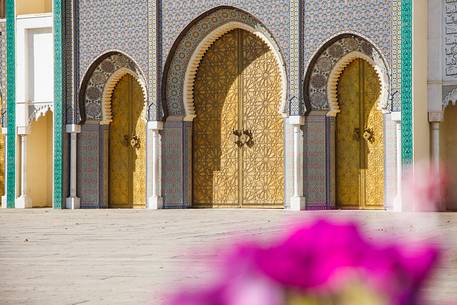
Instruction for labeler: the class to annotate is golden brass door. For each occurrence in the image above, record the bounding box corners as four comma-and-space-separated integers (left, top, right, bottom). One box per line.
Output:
193, 29, 284, 208
336, 59, 384, 209
109, 74, 146, 208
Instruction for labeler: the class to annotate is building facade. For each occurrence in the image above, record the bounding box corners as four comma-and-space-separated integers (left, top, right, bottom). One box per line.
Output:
0, 0, 447, 211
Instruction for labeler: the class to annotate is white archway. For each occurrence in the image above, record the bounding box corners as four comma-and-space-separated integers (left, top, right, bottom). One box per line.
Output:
327, 51, 388, 117
182, 21, 288, 121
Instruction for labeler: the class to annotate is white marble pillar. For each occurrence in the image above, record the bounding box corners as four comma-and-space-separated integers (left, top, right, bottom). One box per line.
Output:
391, 112, 402, 212
289, 116, 306, 211
66, 124, 81, 209
1, 128, 7, 208
147, 121, 164, 209
429, 112, 443, 168
16, 126, 31, 208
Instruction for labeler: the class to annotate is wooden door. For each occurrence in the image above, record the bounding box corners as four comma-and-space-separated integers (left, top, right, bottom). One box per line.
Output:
109, 74, 146, 208
192, 29, 284, 208
336, 59, 384, 209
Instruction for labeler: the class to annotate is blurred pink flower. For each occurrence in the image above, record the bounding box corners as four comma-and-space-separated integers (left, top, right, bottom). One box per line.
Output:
166, 220, 440, 305
402, 162, 450, 211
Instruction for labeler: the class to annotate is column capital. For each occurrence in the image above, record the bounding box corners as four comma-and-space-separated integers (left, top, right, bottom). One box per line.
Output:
288, 115, 305, 126
147, 121, 164, 131
391, 111, 401, 122
2, 127, 7, 135
428, 111, 443, 123
17, 126, 30, 135
66, 124, 81, 133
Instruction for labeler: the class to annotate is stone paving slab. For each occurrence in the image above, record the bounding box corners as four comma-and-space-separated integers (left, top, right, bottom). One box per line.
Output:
0, 209, 456, 305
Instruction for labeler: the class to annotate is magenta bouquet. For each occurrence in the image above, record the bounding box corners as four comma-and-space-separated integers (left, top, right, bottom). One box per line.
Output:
167, 219, 440, 305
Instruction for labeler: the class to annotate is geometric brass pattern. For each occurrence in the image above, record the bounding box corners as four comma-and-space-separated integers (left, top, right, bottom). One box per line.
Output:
336, 59, 384, 209
109, 74, 146, 208
192, 29, 284, 208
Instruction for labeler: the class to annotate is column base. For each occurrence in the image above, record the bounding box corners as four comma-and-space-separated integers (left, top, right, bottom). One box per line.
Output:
66, 197, 81, 209
289, 196, 306, 211
16, 195, 32, 209
147, 196, 164, 209
393, 195, 403, 212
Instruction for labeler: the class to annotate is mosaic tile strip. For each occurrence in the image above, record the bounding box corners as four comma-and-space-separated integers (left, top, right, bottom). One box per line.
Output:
0, 21, 6, 126
6, 0, 15, 208
63, 0, 78, 124
444, 0, 457, 80
391, 0, 402, 111
147, 0, 160, 120
289, 0, 303, 115
165, 8, 284, 117
162, 0, 290, 67
54, 0, 64, 208
401, 0, 413, 163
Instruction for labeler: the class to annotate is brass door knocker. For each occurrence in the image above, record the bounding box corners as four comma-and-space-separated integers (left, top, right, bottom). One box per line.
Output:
363, 128, 375, 143
130, 135, 141, 149
232, 129, 254, 148
122, 135, 141, 149
242, 130, 254, 148
232, 129, 244, 148
122, 135, 131, 147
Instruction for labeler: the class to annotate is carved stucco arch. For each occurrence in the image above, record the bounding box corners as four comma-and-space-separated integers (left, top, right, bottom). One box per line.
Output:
79, 52, 148, 125
164, 7, 288, 121
443, 88, 457, 110
28, 104, 54, 125
305, 34, 390, 116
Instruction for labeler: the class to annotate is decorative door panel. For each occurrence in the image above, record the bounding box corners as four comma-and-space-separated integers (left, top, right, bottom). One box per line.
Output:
193, 30, 240, 207
193, 29, 284, 207
109, 74, 146, 208
110, 76, 131, 207
336, 59, 384, 209
241, 31, 284, 207
131, 78, 146, 208
336, 60, 362, 207
362, 60, 384, 208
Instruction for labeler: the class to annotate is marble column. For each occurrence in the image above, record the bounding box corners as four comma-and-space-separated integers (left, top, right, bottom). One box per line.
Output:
289, 116, 306, 211
66, 124, 81, 209
1, 127, 7, 208
16, 126, 31, 208
429, 112, 443, 167
147, 121, 163, 209
391, 112, 402, 211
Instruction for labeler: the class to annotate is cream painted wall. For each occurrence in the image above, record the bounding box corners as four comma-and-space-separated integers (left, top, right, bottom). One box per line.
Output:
413, 0, 430, 163
27, 111, 52, 207
16, 0, 51, 15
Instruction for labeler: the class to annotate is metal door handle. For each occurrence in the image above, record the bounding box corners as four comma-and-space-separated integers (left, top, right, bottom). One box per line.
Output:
130, 135, 141, 149
232, 129, 244, 148
363, 128, 374, 143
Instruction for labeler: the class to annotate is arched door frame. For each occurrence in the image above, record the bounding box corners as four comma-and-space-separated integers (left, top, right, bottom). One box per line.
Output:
304, 34, 393, 210
162, 7, 290, 208
77, 51, 149, 208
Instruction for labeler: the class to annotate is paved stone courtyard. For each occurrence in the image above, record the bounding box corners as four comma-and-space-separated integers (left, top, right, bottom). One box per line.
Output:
1, 209, 457, 305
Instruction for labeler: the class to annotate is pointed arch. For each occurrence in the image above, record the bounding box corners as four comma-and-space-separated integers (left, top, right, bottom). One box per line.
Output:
162, 6, 288, 121
78, 51, 148, 124
304, 34, 390, 116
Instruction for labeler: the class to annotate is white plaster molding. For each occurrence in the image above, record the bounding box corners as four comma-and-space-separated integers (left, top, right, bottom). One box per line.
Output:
100, 67, 148, 125
28, 103, 53, 124
428, 111, 444, 122
147, 121, 163, 131
183, 21, 288, 121
65, 124, 81, 134
326, 51, 389, 117
391, 111, 401, 122
443, 88, 457, 110
288, 115, 305, 126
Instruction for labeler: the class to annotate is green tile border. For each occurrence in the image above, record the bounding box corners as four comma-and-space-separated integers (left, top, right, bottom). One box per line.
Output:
6, 0, 15, 208
53, 0, 63, 208
401, 0, 413, 163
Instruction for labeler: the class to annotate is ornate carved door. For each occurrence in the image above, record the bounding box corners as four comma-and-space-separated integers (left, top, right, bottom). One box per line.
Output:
193, 29, 284, 208
336, 59, 384, 209
109, 74, 146, 208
